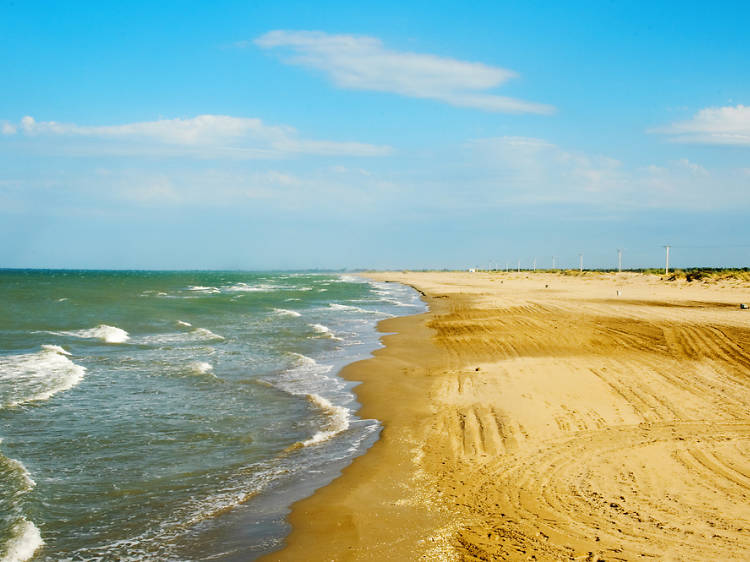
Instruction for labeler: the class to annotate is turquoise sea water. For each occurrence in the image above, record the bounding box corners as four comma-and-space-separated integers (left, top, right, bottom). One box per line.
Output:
0, 271, 424, 561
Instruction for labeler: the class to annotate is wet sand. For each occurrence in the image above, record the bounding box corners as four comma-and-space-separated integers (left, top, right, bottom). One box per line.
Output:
263, 271, 750, 561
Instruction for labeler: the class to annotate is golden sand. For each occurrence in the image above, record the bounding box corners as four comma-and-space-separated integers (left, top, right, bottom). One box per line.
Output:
264, 271, 750, 561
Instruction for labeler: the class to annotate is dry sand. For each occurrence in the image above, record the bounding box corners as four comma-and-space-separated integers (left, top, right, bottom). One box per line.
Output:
263, 271, 750, 561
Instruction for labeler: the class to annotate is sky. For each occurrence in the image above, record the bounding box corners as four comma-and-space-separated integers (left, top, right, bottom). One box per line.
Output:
1, 0, 749, 270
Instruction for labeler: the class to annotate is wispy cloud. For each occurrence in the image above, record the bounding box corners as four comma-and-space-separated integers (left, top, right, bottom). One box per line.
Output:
463, 136, 748, 209
254, 30, 554, 114
1, 114, 392, 158
650, 104, 750, 145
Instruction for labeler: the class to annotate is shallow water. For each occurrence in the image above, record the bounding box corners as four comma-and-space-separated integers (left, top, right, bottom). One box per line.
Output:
0, 270, 424, 560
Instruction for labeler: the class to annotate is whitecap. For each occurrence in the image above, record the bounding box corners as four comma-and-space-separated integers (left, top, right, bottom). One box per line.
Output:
224, 283, 280, 293
1, 518, 44, 562
62, 324, 130, 344
186, 286, 220, 294
272, 308, 301, 318
188, 362, 213, 375
328, 303, 390, 316
176, 320, 192, 328
301, 394, 350, 446
289, 352, 320, 369
310, 324, 342, 341
192, 328, 224, 341
0, 346, 86, 408
40, 344, 70, 356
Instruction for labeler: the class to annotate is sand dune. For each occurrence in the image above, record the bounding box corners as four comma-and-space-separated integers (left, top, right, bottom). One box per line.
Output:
268, 272, 750, 561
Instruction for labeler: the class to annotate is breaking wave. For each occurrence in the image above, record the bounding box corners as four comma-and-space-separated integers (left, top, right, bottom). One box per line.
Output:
59, 325, 130, 344
272, 308, 301, 318
310, 324, 342, 341
301, 394, 350, 447
0, 346, 86, 408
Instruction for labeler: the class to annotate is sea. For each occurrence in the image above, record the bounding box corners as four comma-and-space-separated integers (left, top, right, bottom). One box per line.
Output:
0, 270, 424, 561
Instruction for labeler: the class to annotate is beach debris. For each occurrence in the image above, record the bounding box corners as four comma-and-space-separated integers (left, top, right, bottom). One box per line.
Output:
741, 304, 748, 309
617, 290, 622, 296
475, 367, 481, 372
545, 284, 549, 288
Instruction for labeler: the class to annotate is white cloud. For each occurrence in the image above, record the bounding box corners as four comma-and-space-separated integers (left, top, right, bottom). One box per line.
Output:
254, 30, 554, 115
3, 114, 392, 158
1, 122, 16, 135
461, 136, 749, 209
467, 136, 625, 201
651, 104, 750, 145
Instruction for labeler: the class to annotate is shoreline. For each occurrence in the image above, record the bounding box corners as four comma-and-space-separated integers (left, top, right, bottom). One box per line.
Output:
263, 271, 750, 561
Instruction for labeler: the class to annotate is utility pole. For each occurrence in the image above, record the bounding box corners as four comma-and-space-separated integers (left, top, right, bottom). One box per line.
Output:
579, 253, 583, 273
617, 249, 622, 273
533, 257, 537, 272
664, 245, 671, 275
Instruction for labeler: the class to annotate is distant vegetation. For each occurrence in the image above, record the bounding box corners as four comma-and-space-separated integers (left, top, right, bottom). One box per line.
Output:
507, 268, 750, 282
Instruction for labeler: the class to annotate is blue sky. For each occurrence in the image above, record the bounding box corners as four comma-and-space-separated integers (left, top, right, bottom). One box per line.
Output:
1, 1, 748, 269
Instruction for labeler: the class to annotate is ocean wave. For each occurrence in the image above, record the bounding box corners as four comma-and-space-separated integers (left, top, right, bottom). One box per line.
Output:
1, 518, 43, 562
301, 394, 350, 447
309, 324, 342, 341
192, 328, 224, 341
289, 352, 321, 369
272, 308, 301, 318
328, 303, 391, 316
0, 456, 36, 493
0, 346, 86, 408
224, 283, 281, 293
186, 286, 220, 294
139, 327, 223, 346
58, 324, 130, 344
176, 320, 192, 328
187, 361, 213, 375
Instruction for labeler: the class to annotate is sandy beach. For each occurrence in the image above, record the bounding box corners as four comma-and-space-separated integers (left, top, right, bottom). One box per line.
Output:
264, 271, 750, 561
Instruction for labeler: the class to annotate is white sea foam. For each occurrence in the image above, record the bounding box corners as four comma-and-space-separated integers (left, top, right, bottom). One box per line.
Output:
224, 283, 280, 293
0, 518, 44, 562
176, 320, 192, 328
63, 324, 130, 344
188, 362, 213, 375
56, 298, 68, 302
301, 394, 350, 447
186, 286, 220, 294
0, 346, 86, 408
290, 352, 320, 369
272, 308, 301, 318
40, 344, 70, 356
192, 328, 224, 341
329, 303, 390, 316
310, 323, 342, 341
